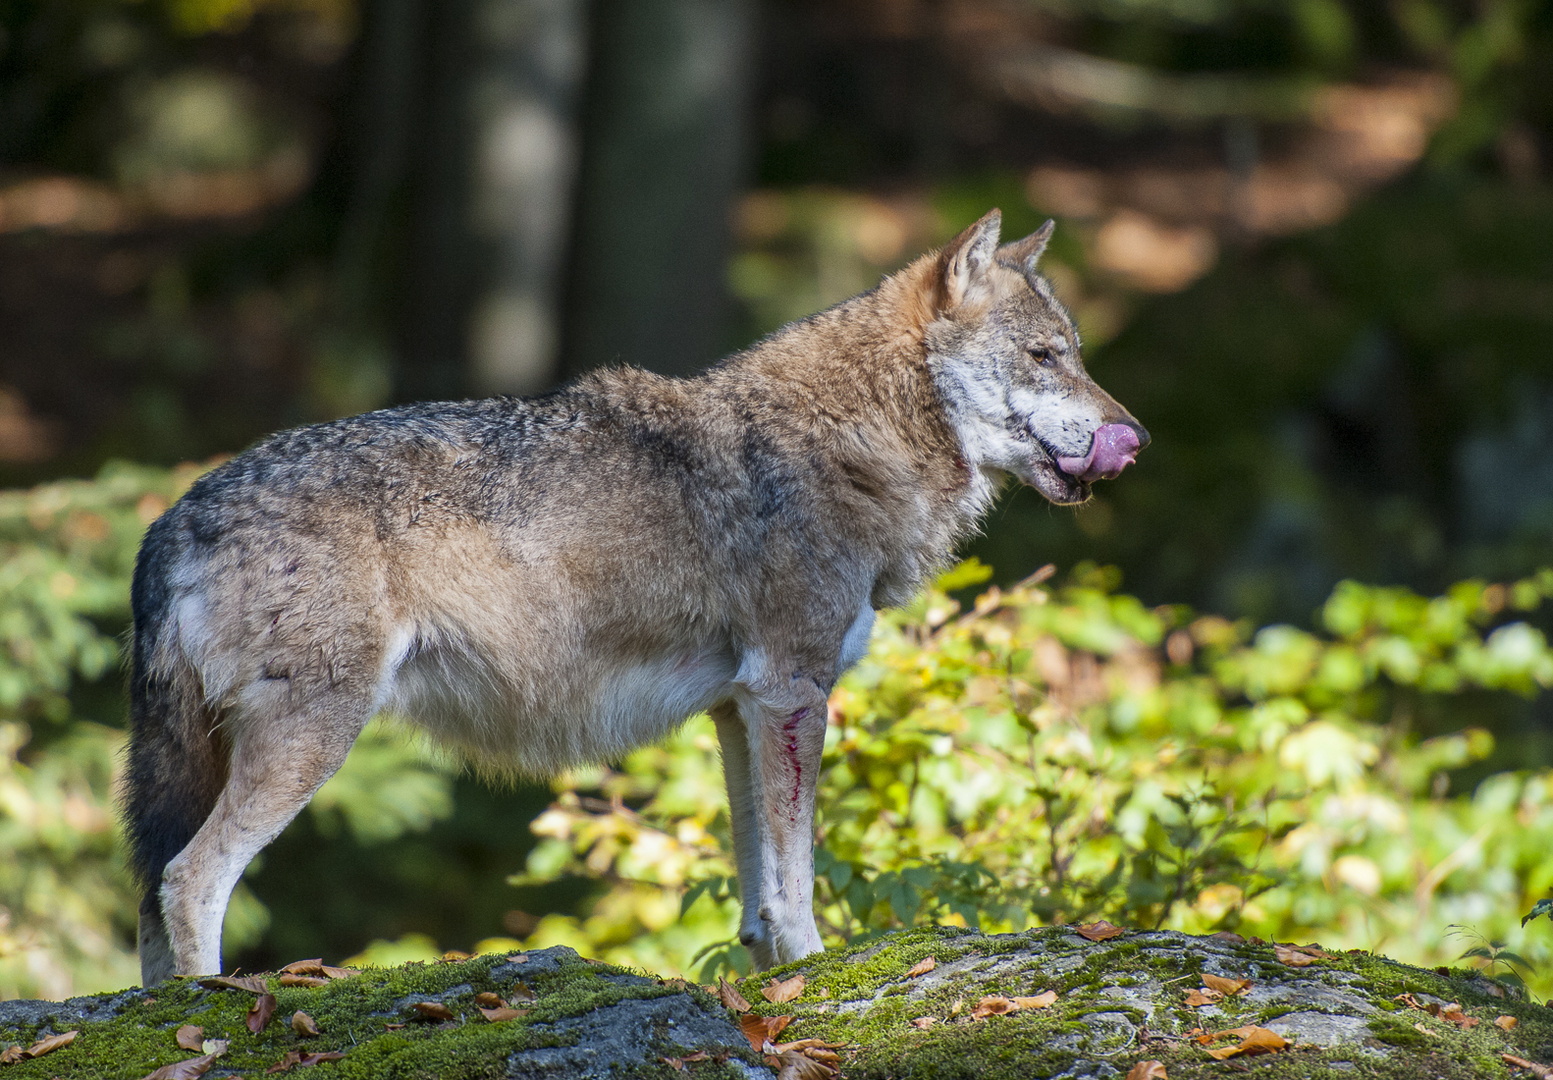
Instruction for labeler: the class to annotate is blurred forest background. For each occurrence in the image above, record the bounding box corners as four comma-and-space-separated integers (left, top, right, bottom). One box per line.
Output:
1, 0, 1552, 1002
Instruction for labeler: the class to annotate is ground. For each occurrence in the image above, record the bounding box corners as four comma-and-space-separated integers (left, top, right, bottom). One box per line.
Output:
0, 927, 1545, 1079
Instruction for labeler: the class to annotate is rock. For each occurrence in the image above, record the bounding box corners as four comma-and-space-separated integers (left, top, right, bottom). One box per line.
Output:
0, 930, 1542, 1079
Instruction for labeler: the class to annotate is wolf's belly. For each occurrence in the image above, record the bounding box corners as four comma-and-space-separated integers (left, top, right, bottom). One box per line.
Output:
377, 629, 738, 775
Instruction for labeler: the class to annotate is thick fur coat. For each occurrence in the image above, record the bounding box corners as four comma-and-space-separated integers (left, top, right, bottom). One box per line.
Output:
122, 210, 1146, 984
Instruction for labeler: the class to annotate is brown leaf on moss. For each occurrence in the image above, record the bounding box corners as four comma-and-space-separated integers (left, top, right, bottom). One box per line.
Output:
411, 1001, 456, 1022
1075, 921, 1126, 942
278, 974, 329, 989
740, 1014, 792, 1052
1414, 1022, 1442, 1039
1505, 1054, 1553, 1079
910, 1016, 938, 1029
1209, 932, 1245, 944
971, 996, 1018, 1019
175, 1025, 204, 1051
1124, 1062, 1167, 1080
265, 1050, 347, 1074
718, 976, 752, 1013
1394, 992, 1428, 1010
905, 956, 937, 978
1184, 989, 1220, 1007
197, 974, 269, 994
474, 992, 505, 1008
762, 974, 805, 1003
321, 965, 359, 980
1273, 944, 1317, 967
506, 953, 529, 963
1201, 974, 1251, 996
17, 1030, 76, 1059
140, 1050, 225, 1080
1497, 1016, 1519, 1031
479, 1007, 531, 1022
764, 1048, 837, 1080
247, 994, 278, 1033
0, 1046, 21, 1065
508, 982, 537, 1002
1012, 991, 1058, 1010
1204, 1026, 1289, 1060
659, 1050, 713, 1072
291, 1011, 319, 1037
280, 959, 325, 976
1440, 1003, 1479, 1029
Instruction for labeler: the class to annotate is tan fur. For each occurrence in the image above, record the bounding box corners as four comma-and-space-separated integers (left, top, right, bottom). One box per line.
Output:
121, 210, 1146, 983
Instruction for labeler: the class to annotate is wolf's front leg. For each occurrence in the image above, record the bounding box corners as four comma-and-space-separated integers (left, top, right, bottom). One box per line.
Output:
715, 673, 828, 969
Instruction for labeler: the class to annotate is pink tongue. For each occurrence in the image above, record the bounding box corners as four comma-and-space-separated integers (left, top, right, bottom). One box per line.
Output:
1056, 424, 1141, 482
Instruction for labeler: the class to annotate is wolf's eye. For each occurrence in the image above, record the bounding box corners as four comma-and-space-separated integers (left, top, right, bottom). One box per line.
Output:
1027, 346, 1054, 365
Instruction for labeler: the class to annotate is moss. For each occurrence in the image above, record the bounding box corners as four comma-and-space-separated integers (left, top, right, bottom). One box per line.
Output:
3, 929, 1550, 1079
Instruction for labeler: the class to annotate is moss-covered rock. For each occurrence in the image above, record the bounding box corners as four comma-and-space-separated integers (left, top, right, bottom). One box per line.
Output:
1, 930, 1548, 1079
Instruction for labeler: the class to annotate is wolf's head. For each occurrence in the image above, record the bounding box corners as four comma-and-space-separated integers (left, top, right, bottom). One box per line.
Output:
924, 209, 1147, 506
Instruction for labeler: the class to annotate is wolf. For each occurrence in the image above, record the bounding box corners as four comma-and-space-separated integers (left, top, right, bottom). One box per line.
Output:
121, 209, 1146, 985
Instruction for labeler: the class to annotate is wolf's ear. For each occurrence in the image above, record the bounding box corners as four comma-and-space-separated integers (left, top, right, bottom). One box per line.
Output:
996, 219, 1055, 273
941, 209, 1002, 309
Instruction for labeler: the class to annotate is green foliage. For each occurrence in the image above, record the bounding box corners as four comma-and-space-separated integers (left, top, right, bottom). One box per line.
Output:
519, 559, 1553, 999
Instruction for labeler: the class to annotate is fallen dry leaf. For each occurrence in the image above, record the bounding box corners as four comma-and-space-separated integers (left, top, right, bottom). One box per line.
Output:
0, 1047, 21, 1065
140, 1050, 225, 1080
175, 1025, 204, 1052
508, 982, 537, 1002
905, 956, 937, 978
278, 959, 358, 979
740, 1014, 793, 1052
278, 974, 329, 989
1075, 921, 1126, 942
1505, 1054, 1553, 1079
411, 1001, 456, 1022
1273, 944, 1317, 967
1209, 931, 1245, 944
1394, 992, 1428, 1010
971, 995, 1018, 1019
762, 974, 806, 1003
247, 993, 278, 1033
1414, 1022, 1442, 1038
291, 1011, 319, 1037
718, 975, 752, 1013
1440, 1003, 1479, 1029
910, 1016, 938, 1030
659, 1050, 713, 1072
201, 1039, 229, 1056
479, 1007, 531, 1022
1012, 991, 1058, 1009
197, 974, 269, 994
14, 1030, 76, 1060
1204, 1025, 1289, 1060
1201, 974, 1251, 996
265, 1050, 347, 1074
1498, 1015, 1519, 1031
506, 953, 529, 963
1184, 989, 1219, 1007
764, 1048, 837, 1080
1125, 1062, 1168, 1080
280, 959, 325, 975
474, 992, 504, 1008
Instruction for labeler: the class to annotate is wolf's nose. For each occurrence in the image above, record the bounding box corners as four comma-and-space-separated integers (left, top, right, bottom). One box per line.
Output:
1056, 424, 1142, 482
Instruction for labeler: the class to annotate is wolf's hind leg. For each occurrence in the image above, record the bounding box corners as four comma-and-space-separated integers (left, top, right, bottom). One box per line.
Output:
712, 703, 770, 964
721, 665, 829, 970
160, 692, 371, 976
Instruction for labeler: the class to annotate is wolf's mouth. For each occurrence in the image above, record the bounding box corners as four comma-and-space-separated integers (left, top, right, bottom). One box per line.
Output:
1019, 428, 1091, 505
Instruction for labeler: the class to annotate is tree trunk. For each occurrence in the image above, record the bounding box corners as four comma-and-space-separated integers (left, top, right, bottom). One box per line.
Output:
560, 0, 756, 380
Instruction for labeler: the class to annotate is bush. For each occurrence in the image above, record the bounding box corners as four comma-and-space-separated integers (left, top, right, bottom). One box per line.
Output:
520, 559, 1553, 998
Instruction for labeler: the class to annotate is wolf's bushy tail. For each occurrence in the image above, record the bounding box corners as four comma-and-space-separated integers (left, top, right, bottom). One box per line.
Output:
120, 531, 227, 923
